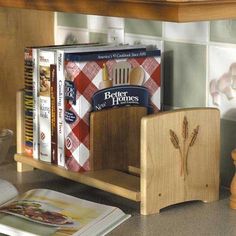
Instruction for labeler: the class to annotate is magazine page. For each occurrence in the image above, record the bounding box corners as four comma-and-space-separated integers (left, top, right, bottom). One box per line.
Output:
0, 179, 18, 206
78, 208, 131, 236
0, 188, 129, 236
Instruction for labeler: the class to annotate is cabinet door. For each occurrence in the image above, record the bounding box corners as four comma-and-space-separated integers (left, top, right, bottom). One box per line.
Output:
0, 8, 54, 140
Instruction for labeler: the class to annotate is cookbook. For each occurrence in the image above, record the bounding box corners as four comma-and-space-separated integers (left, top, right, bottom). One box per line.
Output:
64, 48, 161, 172
0, 179, 130, 236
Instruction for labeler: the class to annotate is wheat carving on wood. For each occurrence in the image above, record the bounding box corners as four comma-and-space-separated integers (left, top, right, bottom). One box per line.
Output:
169, 116, 199, 180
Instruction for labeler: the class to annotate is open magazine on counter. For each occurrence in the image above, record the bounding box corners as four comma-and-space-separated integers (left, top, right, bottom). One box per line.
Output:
0, 179, 130, 236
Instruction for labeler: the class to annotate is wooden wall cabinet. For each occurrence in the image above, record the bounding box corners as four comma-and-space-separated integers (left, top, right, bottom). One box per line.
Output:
0, 0, 236, 22
0, 8, 54, 137
1, 1, 236, 136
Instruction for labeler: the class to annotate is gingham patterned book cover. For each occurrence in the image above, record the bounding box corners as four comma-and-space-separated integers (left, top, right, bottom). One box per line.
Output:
64, 48, 161, 172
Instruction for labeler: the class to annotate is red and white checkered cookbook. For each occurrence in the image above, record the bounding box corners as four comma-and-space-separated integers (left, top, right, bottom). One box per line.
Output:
64, 48, 161, 172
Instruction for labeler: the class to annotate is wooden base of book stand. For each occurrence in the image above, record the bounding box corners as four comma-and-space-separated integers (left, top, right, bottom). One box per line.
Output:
17, 162, 34, 172
230, 149, 236, 209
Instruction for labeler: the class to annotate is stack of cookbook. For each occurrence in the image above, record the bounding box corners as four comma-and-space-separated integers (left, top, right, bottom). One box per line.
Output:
23, 43, 161, 172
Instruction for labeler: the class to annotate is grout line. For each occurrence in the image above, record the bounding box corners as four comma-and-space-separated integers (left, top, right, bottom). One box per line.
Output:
54, 12, 58, 44
56, 25, 89, 32
205, 21, 210, 107
206, 44, 209, 107
162, 21, 165, 39
209, 40, 236, 48
124, 33, 162, 42
163, 37, 208, 46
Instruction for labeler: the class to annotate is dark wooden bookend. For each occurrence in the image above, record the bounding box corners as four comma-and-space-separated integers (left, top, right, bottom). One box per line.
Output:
90, 106, 147, 171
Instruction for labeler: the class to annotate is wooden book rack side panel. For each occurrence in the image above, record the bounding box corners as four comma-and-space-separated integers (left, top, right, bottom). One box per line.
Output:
230, 149, 236, 209
140, 108, 220, 215
90, 106, 147, 171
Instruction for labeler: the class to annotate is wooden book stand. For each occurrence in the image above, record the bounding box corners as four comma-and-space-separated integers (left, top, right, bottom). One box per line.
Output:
15, 90, 220, 215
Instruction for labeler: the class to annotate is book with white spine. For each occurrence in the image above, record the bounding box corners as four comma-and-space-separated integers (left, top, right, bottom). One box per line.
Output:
56, 50, 65, 167
26, 43, 104, 163
39, 50, 56, 162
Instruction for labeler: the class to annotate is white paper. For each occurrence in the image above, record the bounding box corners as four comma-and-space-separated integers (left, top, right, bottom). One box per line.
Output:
0, 179, 18, 206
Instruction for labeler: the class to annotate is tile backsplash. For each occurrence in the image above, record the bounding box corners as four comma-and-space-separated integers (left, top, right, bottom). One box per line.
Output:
56, 13, 236, 188
210, 20, 236, 44
163, 22, 209, 43
164, 41, 206, 108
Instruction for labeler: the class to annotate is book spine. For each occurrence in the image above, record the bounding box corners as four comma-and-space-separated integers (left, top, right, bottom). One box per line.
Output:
50, 64, 58, 164
64, 48, 160, 62
24, 48, 34, 157
32, 48, 39, 159
57, 50, 65, 167
39, 50, 55, 162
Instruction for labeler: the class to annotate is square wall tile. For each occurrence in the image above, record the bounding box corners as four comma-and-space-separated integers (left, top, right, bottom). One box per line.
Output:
164, 41, 206, 108
164, 22, 209, 43
210, 20, 236, 44
57, 12, 87, 28
88, 15, 124, 33
208, 45, 236, 121
124, 33, 163, 50
89, 32, 108, 43
55, 26, 89, 45
220, 119, 236, 187
125, 18, 162, 37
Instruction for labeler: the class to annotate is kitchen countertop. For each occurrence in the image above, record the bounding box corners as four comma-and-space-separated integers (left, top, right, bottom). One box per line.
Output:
0, 153, 236, 236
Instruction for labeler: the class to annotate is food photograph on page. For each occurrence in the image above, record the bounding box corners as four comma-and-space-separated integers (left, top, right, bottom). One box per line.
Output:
0, 187, 129, 236
0, 200, 75, 227
63, 48, 161, 172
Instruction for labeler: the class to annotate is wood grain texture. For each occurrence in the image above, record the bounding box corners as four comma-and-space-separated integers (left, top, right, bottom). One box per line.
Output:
0, 0, 235, 22
141, 108, 220, 215
15, 154, 141, 201
230, 149, 236, 209
128, 166, 141, 176
0, 8, 53, 141
16, 90, 24, 154
90, 106, 147, 171
16, 162, 34, 172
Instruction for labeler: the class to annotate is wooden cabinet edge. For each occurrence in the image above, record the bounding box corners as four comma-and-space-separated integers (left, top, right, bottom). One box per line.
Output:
0, 1, 236, 22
